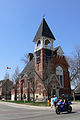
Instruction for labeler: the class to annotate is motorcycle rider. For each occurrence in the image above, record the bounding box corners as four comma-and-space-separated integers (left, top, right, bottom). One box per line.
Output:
56, 95, 72, 114
61, 94, 68, 109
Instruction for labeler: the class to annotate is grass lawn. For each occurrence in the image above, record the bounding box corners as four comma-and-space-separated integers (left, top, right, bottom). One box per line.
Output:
3, 100, 49, 106
72, 100, 80, 102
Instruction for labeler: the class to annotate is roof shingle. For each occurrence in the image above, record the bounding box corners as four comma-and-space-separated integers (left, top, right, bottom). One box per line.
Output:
33, 18, 55, 42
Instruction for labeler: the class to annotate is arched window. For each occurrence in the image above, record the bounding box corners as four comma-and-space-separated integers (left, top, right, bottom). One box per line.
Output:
37, 40, 41, 47
45, 39, 51, 46
56, 66, 64, 88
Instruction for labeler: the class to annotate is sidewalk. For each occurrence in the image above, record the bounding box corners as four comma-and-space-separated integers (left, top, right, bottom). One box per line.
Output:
71, 101, 80, 109
72, 101, 80, 104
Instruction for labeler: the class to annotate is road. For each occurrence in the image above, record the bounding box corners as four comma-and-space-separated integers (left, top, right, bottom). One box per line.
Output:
0, 101, 80, 120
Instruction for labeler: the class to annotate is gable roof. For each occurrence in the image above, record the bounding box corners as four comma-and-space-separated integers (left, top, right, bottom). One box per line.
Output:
0, 79, 13, 86
0, 80, 4, 83
19, 58, 35, 78
54, 46, 64, 55
33, 18, 56, 42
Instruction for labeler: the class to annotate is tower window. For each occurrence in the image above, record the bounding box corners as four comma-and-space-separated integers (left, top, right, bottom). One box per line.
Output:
37, 40, 41, 47
45, 40, 51, 46
45, 49, 51, 62
36, 50, 40, 64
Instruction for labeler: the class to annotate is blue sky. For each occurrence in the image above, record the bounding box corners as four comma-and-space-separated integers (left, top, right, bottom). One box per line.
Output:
0, 0, 80, 80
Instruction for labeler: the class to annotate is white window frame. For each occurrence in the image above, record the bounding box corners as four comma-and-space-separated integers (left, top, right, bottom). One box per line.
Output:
56, 66, 64, 88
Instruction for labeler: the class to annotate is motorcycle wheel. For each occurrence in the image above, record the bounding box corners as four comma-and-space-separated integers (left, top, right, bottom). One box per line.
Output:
67, 106, 72, 113
56, 108, 61, 114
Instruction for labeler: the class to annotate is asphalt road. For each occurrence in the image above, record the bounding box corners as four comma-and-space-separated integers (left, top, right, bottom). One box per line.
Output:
0, 101, 80, 120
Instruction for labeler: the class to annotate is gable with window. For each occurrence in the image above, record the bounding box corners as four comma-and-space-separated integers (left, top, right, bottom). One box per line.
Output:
56, 66, 64, 88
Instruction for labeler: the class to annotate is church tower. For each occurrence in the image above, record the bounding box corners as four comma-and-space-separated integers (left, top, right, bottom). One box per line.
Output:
33, 18, 55, 80
33, 18, 71, 99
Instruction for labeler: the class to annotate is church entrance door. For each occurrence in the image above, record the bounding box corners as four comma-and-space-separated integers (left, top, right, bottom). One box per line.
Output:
51, 89, 56, 96
50, 84, 56, 96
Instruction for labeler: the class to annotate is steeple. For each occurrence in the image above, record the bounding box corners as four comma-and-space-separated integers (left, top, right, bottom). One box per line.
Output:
33, 18, 55, 42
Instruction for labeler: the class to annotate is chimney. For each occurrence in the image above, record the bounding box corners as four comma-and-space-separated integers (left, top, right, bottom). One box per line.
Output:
28, 53, 34, 62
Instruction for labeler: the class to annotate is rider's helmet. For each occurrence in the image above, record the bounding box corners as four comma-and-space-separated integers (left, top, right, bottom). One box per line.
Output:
61, 94, 64, 97
61, 94, 65, 101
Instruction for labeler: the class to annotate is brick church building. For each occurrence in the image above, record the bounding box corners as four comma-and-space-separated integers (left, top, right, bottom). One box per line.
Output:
16, 18, 71, 101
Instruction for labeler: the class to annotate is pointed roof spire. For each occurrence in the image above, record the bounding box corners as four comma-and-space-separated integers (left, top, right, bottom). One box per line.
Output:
33, 18, 56, 42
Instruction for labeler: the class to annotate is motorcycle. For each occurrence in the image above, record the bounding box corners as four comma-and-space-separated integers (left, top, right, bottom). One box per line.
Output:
56, 100, 72, 114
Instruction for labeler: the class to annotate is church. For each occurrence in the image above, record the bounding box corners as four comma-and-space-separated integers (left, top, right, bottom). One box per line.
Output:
16, 18, 71, 101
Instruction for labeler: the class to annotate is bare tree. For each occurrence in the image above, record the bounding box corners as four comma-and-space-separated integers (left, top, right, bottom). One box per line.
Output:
27, 72, 35, 102
21, 53, 28, 64
26, 62, 35, 102
3, 72, 13, 100
12, 66, 20, 100
43, 59, 54, 99
12, 66, 20, 84
67, 46, 80, 89
4, 72, 9, 80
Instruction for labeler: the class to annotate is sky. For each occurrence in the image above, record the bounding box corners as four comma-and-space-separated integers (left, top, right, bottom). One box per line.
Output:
0, 0, 80, 80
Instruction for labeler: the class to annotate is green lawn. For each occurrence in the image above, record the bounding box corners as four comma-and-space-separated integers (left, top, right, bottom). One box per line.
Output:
3, 100, 49, 106
72, 100, 80, 102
